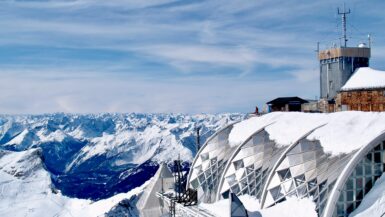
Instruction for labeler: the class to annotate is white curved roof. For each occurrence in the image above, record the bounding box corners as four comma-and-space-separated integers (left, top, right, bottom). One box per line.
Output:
229, 111, 385, 156
341, 67, 385, 91
190, 112, 385, 217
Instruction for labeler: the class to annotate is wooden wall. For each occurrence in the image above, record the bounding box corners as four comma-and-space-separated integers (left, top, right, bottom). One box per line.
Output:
336, 89, 385, 112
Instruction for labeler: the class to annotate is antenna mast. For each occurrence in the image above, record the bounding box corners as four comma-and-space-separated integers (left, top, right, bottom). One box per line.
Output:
196, 126, 201, 152
338, 3, 351, 47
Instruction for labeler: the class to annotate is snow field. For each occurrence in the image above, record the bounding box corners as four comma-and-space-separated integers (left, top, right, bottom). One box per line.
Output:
200, 194, 317, 217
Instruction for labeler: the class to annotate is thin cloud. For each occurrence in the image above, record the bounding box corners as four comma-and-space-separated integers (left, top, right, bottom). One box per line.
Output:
0, 70, 317, 114
0, 0, 384, 113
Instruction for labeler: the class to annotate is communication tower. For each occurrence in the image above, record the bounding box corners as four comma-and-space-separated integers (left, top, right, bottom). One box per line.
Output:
319, 5, 371, 100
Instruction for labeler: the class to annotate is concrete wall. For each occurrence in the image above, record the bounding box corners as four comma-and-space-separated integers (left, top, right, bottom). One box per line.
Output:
320, 57, 369, 100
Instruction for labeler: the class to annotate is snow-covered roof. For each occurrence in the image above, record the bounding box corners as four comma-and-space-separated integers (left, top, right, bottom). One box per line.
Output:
341, 67, 385, 91
229, 111, 385, 156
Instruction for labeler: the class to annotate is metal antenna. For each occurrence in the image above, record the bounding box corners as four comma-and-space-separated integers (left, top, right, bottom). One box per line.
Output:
196, 126, 201, 152
317, 42, 320, 53
315, 42, 320, 54
338, 3, 351, 47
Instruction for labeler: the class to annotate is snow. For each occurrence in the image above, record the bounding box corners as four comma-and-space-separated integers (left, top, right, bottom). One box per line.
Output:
258, 197, 317, 217
0, 113, 243, 172
228, 112, 325, 148
0, 113, 245, 215
200, 195, 317, 217
0, 149, 150, 217
349, 173, 385, 217
36, 130, 66, 143
2, 112, 385, 216
6, 129, 29, 146
229, 111, 385, 156
341, 67, 385, 91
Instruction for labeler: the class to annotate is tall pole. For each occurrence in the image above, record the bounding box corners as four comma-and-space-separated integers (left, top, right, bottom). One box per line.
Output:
160, 171, 164, 215
196, 127, 201, 152
338, 3, 351, 47
316, 42, 320, 53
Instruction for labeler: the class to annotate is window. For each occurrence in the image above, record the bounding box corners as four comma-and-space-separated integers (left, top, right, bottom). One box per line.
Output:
277, 169, 292, 181
201, 153, 209, 161
355, 164, 363, 176
294, 175, 306, 186
335, 141, 385, 217
233, 160, 244, 170
270, 186, 284, 200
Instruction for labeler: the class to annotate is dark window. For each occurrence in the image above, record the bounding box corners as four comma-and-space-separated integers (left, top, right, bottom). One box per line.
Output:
294, 174, 306, 187
270, 186, 283, 200
233, 160, 244, 170
277, 169, 292, 181
374, 152, 381, 163
222, 190, 230, 199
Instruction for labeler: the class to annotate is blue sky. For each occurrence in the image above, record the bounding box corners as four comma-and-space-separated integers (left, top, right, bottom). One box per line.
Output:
1, 0, 385, 114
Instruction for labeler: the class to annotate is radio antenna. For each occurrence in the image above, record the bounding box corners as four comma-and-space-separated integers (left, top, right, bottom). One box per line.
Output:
338, 3, 351, 47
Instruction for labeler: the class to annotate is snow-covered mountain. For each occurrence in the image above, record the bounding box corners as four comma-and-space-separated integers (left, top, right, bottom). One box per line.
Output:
0, 148, 152, 217
0, 113, 244, 201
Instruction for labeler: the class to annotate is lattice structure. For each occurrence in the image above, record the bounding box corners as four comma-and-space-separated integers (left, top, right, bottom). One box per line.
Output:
262, 139, 354, 216
218, 129, 285, 200
187, 123, 238, 203
187, 114, 385, 217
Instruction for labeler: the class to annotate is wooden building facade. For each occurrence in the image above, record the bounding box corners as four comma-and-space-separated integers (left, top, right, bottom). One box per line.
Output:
335, 67, 385, 112
336, 89, 385, 112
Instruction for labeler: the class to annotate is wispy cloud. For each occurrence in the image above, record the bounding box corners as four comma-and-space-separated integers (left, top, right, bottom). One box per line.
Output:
0, 69, 317, 114
0, 0, 384, 113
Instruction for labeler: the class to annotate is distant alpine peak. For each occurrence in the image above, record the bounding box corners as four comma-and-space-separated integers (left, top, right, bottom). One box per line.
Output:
0, 113, 245, 172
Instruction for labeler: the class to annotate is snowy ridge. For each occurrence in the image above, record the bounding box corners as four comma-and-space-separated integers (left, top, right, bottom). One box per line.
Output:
0, 113, 244, 200
0, 113, 242, 166
0, 148, 150, 217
